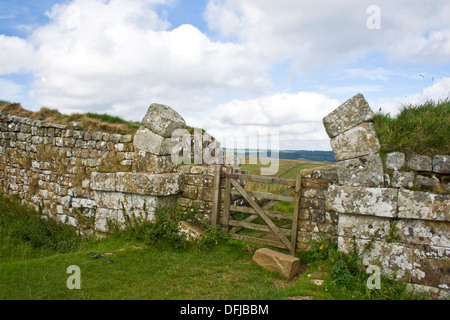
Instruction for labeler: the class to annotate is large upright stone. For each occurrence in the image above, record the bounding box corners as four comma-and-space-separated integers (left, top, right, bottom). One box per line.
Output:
330, 122, 380, 161
141, 103, 186, 138
323, 94, 375, 138
133, 127, 177, 155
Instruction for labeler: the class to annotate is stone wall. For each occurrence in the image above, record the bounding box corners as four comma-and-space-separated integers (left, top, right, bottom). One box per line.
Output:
296, 165, 338, 250
0, 111, 136, 233
0, 104, 195, 234
323, 94, 449, 299
0, 103, 238, 235
177, 164, 219, 216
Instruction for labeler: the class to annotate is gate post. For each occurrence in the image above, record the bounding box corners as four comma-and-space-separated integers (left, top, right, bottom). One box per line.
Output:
290, 174, 302, 255
211, 165, 222, 227
222, 167, 231, 233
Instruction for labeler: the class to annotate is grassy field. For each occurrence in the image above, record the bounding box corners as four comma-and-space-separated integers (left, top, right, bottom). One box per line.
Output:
239, 157, 329, 216
240, 157, 328, 194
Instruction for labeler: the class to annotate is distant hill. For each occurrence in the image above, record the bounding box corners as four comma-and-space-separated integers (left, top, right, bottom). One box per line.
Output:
279, 150, 336, 162
232, 149, 336, 162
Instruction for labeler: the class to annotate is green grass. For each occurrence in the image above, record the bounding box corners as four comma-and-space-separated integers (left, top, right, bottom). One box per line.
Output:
84, 112, 140, 131
0, 101, 140, 135
374, 99, 450, 157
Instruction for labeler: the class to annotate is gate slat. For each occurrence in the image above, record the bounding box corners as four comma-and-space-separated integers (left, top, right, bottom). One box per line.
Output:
229, 219, 291, 235
230, 189, 295, 202
229, 205, 293, 221
222, 172, 296, 186
229, 234, 288, 250
230, 179, 292, 251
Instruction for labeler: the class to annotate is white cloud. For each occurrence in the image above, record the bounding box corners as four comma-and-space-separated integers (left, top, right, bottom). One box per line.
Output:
200, 91, 340, 150
375, 77, 450, 115
2, 0, 269, 120
1, 0, 449, 151
205, 0, 450, 73
0, 35, 35, 75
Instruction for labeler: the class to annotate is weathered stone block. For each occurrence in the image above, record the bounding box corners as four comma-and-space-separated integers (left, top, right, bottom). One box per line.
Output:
323, 93, 374, 138
335, 153, 384, 187
386, 152, 405, 170
130, 194, 159, 211
396, 219, 450, 247
141, 103, 186, 138
71, 198, 96, 209
190, 165, 205, 174
90, 172, 116, 192
330, 122, 380, 161
302, 188, 326, 199
115, 172, 183, 196
252, 248, 300, 279
133, 127, 177, 155
407, 154, 432, 172
327, 185, 398, 218
433, 155, 449, 174
94, 207, 118, 232
300, 165, 338, 181
132, 150, 176, 173
183, 185, 198, 199
391, 171, 415, 188
338, 214, 391, 241
301, 197, 326, 210
338, 236, 450, 288
416, 175, 440, 188
398, 189, 450, 222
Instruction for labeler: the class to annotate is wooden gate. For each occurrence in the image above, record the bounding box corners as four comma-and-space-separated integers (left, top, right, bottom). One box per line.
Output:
211, 166, 301, 255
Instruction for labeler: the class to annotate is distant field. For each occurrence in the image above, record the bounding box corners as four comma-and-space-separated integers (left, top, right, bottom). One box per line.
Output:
240, 156, 330, 194
240, 156, 329, 178
237, 157, 332, 216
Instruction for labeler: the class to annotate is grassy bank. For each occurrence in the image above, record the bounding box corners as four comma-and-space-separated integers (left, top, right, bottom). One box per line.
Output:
0, 101, 140, 135
374, 99, 450, 157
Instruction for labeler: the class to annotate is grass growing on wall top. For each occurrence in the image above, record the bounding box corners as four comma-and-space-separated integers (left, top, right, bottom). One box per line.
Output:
374, 99, 450, 157
0, 101, 140, 135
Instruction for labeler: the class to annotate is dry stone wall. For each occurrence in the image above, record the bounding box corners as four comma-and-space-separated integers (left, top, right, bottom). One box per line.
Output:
0, 111, 136, 233
323, 94, 449, 299
0, 103, 237, 235
296, 165, 338, 250
0, 104, 194, 234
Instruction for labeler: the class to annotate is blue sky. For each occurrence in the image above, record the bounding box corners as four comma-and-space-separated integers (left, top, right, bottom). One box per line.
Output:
1, 0, 450, 150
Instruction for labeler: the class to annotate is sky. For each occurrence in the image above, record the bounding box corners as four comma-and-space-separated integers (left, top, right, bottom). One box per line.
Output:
1, 0, 450, 151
